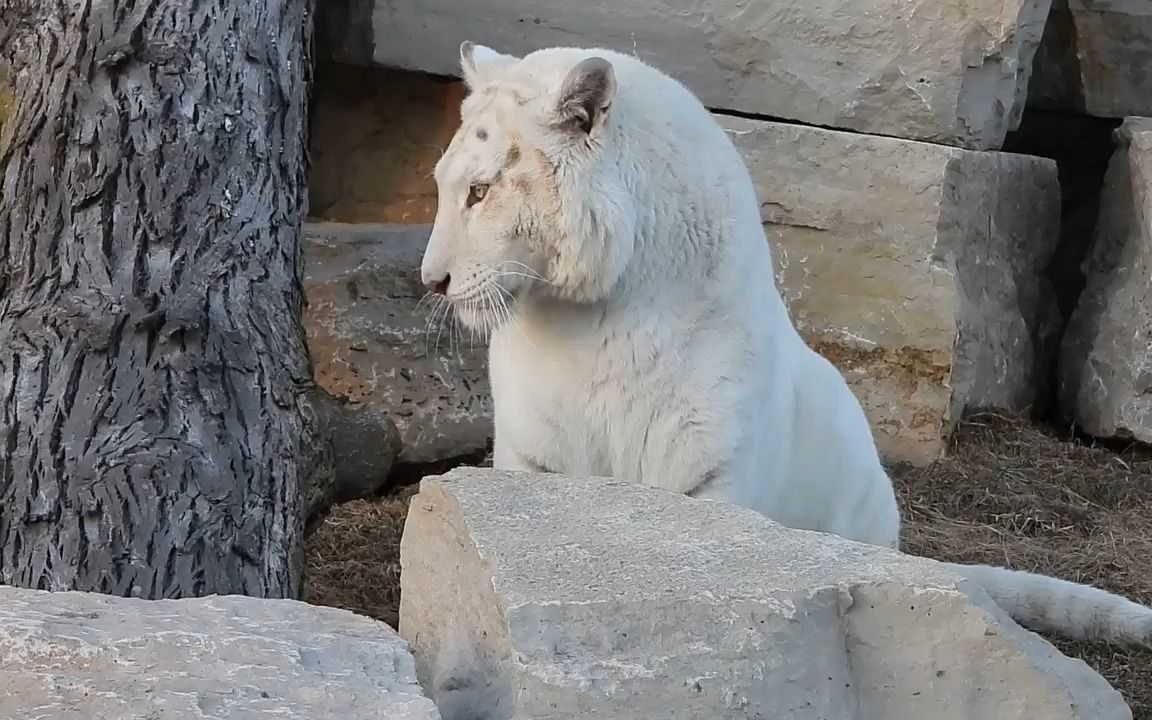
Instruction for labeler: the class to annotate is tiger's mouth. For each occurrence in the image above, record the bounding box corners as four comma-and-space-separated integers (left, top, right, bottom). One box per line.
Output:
446, 283, 520, 335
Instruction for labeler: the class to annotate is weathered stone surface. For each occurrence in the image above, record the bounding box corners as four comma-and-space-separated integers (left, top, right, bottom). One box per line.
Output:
723, 115, 1062, 464
1029, 0, 1152, 119
302, 389, 403, 524
309, 63, 463, 225
303, 222, 491, 466
321, 0, 1051, 149
0, 63, 12, 133
1060, 118, 1152, 443
400, 468, 1130, 720
0, 587, 440, 719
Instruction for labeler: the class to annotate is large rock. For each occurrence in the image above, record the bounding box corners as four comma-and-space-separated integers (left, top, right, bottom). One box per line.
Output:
320, 0, 1051, 150
1060, 118, 1152, 442
1029, 0, 1152, 120
303, 222, 491, 466
0, 587, 440, 719
723, 115, 1062, 464
400, 468, 1130, 720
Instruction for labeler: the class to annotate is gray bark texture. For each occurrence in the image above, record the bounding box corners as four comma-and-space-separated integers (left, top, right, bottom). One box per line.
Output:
0, 0, 330, 599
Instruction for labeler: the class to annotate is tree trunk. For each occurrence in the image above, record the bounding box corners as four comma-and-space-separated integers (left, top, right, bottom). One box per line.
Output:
0, 0, 329, 598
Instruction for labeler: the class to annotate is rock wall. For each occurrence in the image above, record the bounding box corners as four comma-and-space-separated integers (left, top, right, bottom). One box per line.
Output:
303, 222, 490, 466
304, 70, 1061, 464
726, 118, 1060, 461
304, 0, 1152, 458
321, 0, 1052, 150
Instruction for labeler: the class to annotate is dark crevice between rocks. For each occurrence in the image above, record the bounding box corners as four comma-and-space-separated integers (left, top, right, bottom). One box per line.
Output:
1001, 110, 1121, 425
302, 392, 405, 534
709, 106, 860, 139
304, 443, 492, 534
314, 0, 376, 69
312, 58, 460, 94
1025, 0, 1089, 116
386, 444, 494, 491
1066, 422, 1152, 458
301, 419, 493, 532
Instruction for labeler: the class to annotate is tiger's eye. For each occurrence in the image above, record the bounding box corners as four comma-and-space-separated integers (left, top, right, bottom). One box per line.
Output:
467, 184, 489, 208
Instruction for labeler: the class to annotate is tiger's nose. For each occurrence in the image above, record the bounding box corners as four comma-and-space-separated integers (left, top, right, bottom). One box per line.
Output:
423, 273, 450, 296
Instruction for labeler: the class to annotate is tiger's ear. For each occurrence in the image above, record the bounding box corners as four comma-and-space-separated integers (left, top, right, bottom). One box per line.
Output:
459, 41, 517, 88
552, 56, 616, 136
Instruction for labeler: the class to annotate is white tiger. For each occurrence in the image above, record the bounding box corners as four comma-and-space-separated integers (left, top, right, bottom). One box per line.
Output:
419, 40, 1152, 647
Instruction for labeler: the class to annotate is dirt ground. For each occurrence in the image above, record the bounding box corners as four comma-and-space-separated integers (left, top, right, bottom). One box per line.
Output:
304, 413, 1152, 717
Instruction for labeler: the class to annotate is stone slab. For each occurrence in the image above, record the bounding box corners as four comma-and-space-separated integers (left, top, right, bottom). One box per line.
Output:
1029, 0, 1152, 119
399, 468, 1130, 720
320, 0, 1051, 150
1060, 117, 1152, 442
0, 587, 440, 719
303, 222, 490, 466
723, 115, 1062, 464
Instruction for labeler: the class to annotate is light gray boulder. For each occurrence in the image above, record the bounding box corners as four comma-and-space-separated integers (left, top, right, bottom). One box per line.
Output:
399, 467, 1131, 720
321, 0, 1052, 149
1060, 117, 1152, 442
0, 588, 440, 719
303, 222, 491, 466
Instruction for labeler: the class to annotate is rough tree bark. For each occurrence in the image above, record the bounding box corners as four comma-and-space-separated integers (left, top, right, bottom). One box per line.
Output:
0, 0, 334, 598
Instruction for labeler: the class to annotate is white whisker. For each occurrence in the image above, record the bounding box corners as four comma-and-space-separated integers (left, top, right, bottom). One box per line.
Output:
462, 297, 478, 352
432, 296, 453, 354
422, 294, 446, 357
483, 289, 496, 340
415, 291, 438, 313
493, 283, 534, 349
426, 297, 443, 354
492, 287, 511, 338
498, 260, 543, 275
493, 270, 553, 285
472, 295, 484, 345
450, 303, 463, 359
494, 261, 551, 285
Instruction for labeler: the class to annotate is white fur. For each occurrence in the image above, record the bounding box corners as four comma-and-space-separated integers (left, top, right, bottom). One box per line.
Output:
421, 42, 1152, 648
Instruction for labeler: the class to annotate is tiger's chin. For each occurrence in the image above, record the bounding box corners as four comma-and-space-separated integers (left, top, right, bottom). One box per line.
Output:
452, 293, 518, 335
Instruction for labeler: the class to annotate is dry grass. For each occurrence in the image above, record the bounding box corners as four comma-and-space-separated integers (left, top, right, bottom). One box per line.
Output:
890, 412, 1152, 718
304, 483, 419, 628
304, 414, 1152, 716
